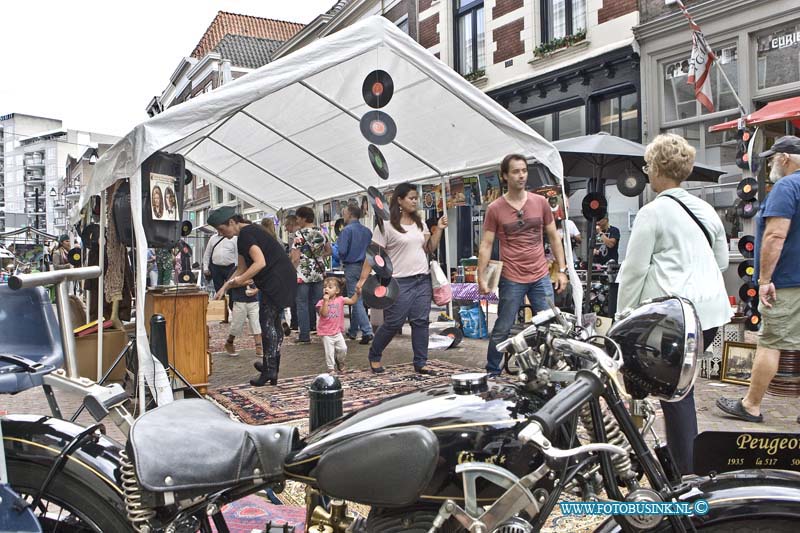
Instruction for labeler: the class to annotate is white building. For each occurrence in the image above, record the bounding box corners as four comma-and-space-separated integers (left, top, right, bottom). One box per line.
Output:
0, 113, 117, 242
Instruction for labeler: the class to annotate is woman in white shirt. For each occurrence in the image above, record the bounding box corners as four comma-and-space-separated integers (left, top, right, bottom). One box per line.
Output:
617, 133, 731, 475
357, 183, 447, 374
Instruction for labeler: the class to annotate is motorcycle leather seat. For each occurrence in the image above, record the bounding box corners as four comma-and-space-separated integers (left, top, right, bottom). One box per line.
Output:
129, 399, 298, 493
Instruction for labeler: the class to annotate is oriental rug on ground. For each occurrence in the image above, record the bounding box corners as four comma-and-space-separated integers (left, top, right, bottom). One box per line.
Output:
207, 360, 472, 425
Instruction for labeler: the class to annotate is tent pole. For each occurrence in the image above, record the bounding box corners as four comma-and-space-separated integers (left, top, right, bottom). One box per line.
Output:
96, 190, 106, 380
206, 138, 316, 203
241, 111, 369, 190
299, 81, 444, 177
188, 161, 281, 213
438, 175, 453, 319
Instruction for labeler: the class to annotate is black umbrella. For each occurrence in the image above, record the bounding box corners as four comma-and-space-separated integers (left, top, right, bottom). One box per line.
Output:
553, 132, 726, 182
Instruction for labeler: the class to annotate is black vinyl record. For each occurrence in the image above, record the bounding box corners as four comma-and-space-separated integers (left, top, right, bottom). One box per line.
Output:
67, 247, 82, 267
360, 111, 397, 145
367, 186, 390, 220
739, 282, 758, 303
178, 270, 197, 284
368, 144, 389, 180
581, 192, 607, 220
181, 220, 192, 237
738, 235, 755, 258
617, 174, 647, 197
362, 275, 399, 309
366, 243, 394, 280
738, 260, 755, 282
736, 199, 759, 219
744, 306, 762, 331
440, 326, 463, 349
334, 218, 345, 237
184, 169, 194, 186
737, 178, 758, 201
362, 70, 394, 109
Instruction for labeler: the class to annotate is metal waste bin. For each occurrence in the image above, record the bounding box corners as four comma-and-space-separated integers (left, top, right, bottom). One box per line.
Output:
309, 374, 343, 431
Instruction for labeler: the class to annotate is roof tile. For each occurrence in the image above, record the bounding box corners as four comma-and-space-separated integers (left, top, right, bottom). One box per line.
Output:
192, 11, 305, 59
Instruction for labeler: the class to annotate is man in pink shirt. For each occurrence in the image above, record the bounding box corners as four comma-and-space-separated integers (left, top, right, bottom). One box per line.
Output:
478, 154, 569, 375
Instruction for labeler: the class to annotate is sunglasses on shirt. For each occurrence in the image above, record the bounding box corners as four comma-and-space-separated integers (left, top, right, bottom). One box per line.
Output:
516, 209, 525, 228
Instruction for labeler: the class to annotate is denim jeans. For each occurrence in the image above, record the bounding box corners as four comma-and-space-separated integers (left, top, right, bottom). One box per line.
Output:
369, 275, 432, 368
485, 275, 555, 374
344, 263, 373, 337
659, 327, 717, 475
296, 281, 323, 342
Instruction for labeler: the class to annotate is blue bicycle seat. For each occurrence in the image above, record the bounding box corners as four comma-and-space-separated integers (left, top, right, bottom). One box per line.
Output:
0, 285, 63, 394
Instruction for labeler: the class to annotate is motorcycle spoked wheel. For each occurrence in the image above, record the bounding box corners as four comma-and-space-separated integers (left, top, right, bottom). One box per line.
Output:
366, 506, 465, 532
6, 459, 131, 532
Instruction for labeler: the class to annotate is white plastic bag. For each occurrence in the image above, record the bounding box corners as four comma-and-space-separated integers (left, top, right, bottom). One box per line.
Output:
430, 260, 452, 305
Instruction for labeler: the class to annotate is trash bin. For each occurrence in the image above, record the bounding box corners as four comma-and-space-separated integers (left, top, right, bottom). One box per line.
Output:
309, 374, 343, 431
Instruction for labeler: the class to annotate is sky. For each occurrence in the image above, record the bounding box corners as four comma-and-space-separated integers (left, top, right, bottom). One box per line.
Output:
1, 0, 336, 137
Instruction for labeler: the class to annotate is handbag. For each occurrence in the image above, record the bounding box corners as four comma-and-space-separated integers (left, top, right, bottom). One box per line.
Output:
430, 260, 452, 306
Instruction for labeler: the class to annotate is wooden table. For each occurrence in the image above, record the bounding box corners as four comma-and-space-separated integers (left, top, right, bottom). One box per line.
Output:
144, 287, 210, 394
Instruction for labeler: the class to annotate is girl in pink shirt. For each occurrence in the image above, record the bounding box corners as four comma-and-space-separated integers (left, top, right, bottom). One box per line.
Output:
317, 277, 359, 373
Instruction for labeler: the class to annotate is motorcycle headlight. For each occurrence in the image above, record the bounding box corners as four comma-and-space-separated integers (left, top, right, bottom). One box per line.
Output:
607, 296, 701, 401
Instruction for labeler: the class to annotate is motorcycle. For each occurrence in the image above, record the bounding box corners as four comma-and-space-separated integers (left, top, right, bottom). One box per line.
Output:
4, 269, 800, 532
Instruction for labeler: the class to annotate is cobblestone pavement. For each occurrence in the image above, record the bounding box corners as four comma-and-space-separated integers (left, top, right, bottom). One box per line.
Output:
5, 315, 795, 447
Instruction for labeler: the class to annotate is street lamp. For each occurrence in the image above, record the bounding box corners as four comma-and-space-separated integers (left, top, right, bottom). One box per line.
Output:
49, 187, 56, 197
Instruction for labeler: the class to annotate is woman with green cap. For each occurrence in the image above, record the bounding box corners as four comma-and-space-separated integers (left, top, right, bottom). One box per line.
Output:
209, 206, 296, 386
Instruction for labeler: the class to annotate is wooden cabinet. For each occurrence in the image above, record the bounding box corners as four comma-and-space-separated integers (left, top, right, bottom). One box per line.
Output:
144, 288, 210, 394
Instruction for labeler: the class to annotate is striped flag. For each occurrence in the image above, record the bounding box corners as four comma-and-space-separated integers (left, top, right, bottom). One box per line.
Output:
679, 1, 716, 112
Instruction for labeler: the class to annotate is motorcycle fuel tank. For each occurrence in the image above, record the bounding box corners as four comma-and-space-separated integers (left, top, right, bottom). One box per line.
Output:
284, 379, 546, 504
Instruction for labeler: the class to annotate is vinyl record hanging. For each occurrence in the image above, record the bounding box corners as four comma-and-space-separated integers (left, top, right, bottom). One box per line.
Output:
367, 186, 390, 221
744, 306, 762, 331
737, 178, 758, 201
368, 144, 390, 180
738, 260, 755, 282
736, 199, 759, 219
362, 70, 394, 109
739, 282, 758, 303
181, 220, 193, 237
184, 169, 194, 186
366, 243, 394, 280
738, 235, 755, 258
178, 270, 197, 284
362, 275, 399, 309
360, 111, 397, 145
581, 192, 607, 220
617, 174, 647, 197
67, 247, 82, 267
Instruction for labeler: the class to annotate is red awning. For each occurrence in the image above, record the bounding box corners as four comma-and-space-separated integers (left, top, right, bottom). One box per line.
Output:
708, 96, 800, 132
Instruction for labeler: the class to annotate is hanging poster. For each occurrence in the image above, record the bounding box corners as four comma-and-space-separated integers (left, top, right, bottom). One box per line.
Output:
479, 172, 501, 204
463, 176, 480, 206
150, 173, 178, 221
322, 202, 332, 223
422, 184, 444, 211
448, 177, 466, 208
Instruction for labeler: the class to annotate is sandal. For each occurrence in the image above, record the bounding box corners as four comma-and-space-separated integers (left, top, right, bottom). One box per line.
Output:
716, 397, 763, 423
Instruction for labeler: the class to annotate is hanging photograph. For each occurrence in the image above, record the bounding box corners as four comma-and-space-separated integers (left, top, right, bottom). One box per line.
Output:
150, 173, 178, 221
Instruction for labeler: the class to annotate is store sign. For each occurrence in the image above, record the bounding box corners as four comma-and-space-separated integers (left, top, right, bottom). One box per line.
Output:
770, 31, 800, 49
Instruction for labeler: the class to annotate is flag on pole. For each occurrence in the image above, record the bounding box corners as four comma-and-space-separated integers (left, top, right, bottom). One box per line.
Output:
678, 0, 716, 113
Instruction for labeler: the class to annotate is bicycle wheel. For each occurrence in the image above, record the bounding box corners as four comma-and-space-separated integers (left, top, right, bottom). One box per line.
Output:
7, 459, 132, 532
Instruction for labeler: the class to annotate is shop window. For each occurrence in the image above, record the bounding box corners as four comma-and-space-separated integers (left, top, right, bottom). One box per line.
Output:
663, 45, 738, 122
756, 22, 800, 91
598, 92, 639, 142
396, 15, 409, 34
541, 0, 586, 43
558, 105, 585, 139
215, 187, 223, 204
454, 0, 485, 76
663, 114, 738, 173
525, 105, 585, 141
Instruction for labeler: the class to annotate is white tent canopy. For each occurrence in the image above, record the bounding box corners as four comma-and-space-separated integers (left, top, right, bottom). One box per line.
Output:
84, 16, 562, 212
84, 16, 572, 409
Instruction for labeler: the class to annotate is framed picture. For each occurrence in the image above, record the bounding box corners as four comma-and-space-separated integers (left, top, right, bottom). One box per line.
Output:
721, 341, 757, 385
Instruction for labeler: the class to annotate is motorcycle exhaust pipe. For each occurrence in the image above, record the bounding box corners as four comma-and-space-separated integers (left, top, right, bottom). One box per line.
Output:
309, 374, 343, 431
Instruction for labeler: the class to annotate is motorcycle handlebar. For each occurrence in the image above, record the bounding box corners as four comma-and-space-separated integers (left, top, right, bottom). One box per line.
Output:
531, 370, 604, 438
9, 266, 102, 291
